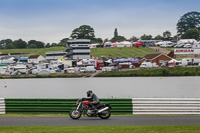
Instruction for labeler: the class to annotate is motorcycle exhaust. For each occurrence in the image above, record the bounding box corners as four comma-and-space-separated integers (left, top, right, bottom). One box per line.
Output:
98, 107, 109, 113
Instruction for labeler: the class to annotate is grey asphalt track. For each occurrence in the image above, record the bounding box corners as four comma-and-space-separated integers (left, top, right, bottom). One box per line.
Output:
0, 116, 200, 126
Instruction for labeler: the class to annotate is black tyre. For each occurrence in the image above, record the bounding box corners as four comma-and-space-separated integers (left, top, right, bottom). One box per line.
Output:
69, 109, 82, 119
98, 109, 111, 119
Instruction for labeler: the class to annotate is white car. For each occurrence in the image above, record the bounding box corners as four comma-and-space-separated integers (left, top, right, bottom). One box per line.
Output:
183, 44, 192, 48
80, 67, 86, 73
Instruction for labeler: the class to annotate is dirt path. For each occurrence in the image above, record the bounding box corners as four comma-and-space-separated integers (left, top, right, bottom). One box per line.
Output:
149, 47, 170, 54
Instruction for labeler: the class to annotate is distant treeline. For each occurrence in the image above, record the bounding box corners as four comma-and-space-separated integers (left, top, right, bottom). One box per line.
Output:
0, 38, 67, 49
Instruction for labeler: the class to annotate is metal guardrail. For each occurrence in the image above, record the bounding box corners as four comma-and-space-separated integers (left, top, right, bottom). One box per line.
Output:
132, 98, 200, 114
5, 98, 133, 114
0, 98, 5, 114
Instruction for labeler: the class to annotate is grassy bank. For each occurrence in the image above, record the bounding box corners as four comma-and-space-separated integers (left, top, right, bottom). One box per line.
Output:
95, 67, 200, 77
0, 47, 64, 57
0, 73, 88, 79
90, 47, 158, 58
0, 126, 200, 133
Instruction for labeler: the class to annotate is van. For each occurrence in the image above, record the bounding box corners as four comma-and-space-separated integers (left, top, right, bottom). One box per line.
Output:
85, 66, 96, 72
140, 62, 158, 69
67, 68, 76, 73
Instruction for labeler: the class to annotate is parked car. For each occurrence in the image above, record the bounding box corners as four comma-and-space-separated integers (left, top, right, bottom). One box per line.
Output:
183, 44, 192, 48
80, 67, 86, 73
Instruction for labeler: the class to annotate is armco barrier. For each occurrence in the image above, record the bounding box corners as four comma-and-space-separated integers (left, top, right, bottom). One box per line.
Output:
132, 98, 200, 114
5, 98, 132, 114
0, 98, 5, 114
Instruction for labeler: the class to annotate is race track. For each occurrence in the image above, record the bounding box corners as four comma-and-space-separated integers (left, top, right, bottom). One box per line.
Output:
0, 116, 200, 126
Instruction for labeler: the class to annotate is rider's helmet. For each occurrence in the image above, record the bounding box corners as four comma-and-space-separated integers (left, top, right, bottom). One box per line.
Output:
86, 90, 93, 97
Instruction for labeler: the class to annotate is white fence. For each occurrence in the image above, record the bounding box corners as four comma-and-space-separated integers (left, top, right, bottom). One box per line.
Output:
132, 98, 200, 114
0, 98, 5, 114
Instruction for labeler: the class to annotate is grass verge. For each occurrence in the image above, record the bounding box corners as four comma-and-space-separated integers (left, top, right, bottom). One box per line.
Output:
0, 126, 200, 133
0, 73, 88, 79
95, 67, 200, 77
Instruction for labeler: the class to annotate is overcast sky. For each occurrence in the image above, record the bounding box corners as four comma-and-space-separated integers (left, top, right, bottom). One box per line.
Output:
0, 0, 200, 43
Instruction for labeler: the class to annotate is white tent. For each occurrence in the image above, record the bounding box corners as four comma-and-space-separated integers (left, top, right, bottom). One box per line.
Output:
117, 41, 132, 47
177, 39, 197, 44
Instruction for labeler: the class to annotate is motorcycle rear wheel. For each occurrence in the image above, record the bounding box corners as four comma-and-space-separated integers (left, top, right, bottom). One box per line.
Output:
69, 109, 82, 119
98, 109, 111, 119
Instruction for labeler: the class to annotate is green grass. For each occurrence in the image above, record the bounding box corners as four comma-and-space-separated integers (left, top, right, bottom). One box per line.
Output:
0, 126, 199, 133
0, 73, 88, 79
0, 47, 64, 57
96, 67, 200, 77
0, 47, 157, 58
91, 47, 158, 58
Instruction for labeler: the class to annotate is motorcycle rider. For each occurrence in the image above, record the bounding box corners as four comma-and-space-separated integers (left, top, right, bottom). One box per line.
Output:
82, 90, 99, 112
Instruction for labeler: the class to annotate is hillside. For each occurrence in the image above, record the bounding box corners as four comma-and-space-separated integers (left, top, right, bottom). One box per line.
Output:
0, 47, 158, 58
90, 47, 158, 58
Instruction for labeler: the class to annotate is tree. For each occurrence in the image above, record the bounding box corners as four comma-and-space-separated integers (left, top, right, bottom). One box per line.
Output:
28, 40, 45, 48
70, 25, 95, 39
12, 39, 27, 49
29, 44, 37, 48
177, 11, 200, 35
51, 43, 57, 47
58, 38, 69, 46
140, 34, 152, 40
0, 39, 13, 49
129, 36, 139, 42
114, 28, 118, 37
45, 43, 51, 48
163, 31, 171, 41
181, 28, 200, 40
91, 38, 103, 44
154, 35, 163, 40
110, 36, 126, 42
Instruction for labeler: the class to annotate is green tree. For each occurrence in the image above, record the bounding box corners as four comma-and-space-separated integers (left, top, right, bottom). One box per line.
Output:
45, 43, 51, 48
51, 43, 57, 47
163, 31, 171, 41
114, 28, 118, 37
177, 11, 200, 35
154, 35, 163, 40
28, 40, 45, 48
91, 38, 103, 44
58, 38, 69, 46
181, 28, 200, 40
140, 34, 152, 40
110, 36, 126, 42
0, 39, 13, 49
29, 44, 37, 48
70, 25, 95, 39
129, 36, 139, 42
12, 39, 27, 49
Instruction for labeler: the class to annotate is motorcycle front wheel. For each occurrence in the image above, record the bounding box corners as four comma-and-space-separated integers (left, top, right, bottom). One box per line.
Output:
69, 109, 82, 119
98, 109, 111, 119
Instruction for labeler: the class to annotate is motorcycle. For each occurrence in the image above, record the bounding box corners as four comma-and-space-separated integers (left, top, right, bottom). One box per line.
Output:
69, 98, 112, 119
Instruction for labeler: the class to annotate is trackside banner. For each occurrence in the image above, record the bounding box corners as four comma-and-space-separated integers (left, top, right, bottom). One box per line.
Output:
174, 49, 200, 55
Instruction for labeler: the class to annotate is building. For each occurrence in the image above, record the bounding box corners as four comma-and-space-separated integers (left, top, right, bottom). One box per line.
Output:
45, 51, 67, 62
141, 53, 173, 66
65, 39, 91, 60
28, 55, 46, 64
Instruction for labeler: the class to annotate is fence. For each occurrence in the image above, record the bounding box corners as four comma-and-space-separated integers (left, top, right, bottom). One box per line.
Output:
132, 98, 200, 114
0, 98, 5, 114
2, 98, 200, 114
5, 98, 133, 114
